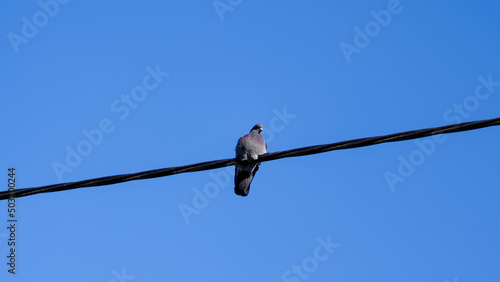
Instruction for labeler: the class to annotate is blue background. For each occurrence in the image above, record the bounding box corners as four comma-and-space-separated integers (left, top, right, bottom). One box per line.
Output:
1, 0, 499, 281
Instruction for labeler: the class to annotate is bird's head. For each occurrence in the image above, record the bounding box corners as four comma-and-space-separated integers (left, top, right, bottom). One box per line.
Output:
251, 123, 263, 134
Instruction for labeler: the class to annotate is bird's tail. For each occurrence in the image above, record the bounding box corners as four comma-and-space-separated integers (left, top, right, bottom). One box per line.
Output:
234, 170, 253, 197
234, 163, 260, 197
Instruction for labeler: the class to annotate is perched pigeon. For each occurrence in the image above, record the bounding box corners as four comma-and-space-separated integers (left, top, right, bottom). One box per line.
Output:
234, 124, 267, 196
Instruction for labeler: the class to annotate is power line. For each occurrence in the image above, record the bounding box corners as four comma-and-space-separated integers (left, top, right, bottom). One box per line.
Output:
1, 117, 499, 200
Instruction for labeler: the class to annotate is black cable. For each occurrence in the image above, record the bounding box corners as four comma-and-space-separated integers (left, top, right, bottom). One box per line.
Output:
1, 117, 499, 200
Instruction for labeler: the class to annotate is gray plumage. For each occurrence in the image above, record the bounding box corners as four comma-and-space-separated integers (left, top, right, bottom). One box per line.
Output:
234, 124, 267, 196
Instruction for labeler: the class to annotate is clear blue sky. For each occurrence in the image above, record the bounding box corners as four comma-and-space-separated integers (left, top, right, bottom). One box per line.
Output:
1, 1, 499, 281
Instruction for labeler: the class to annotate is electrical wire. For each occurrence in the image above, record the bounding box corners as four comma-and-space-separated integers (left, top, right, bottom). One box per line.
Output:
1, 117, 499, 200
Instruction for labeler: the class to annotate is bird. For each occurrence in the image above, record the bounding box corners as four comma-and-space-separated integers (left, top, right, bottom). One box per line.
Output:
234, 123, 267, 196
